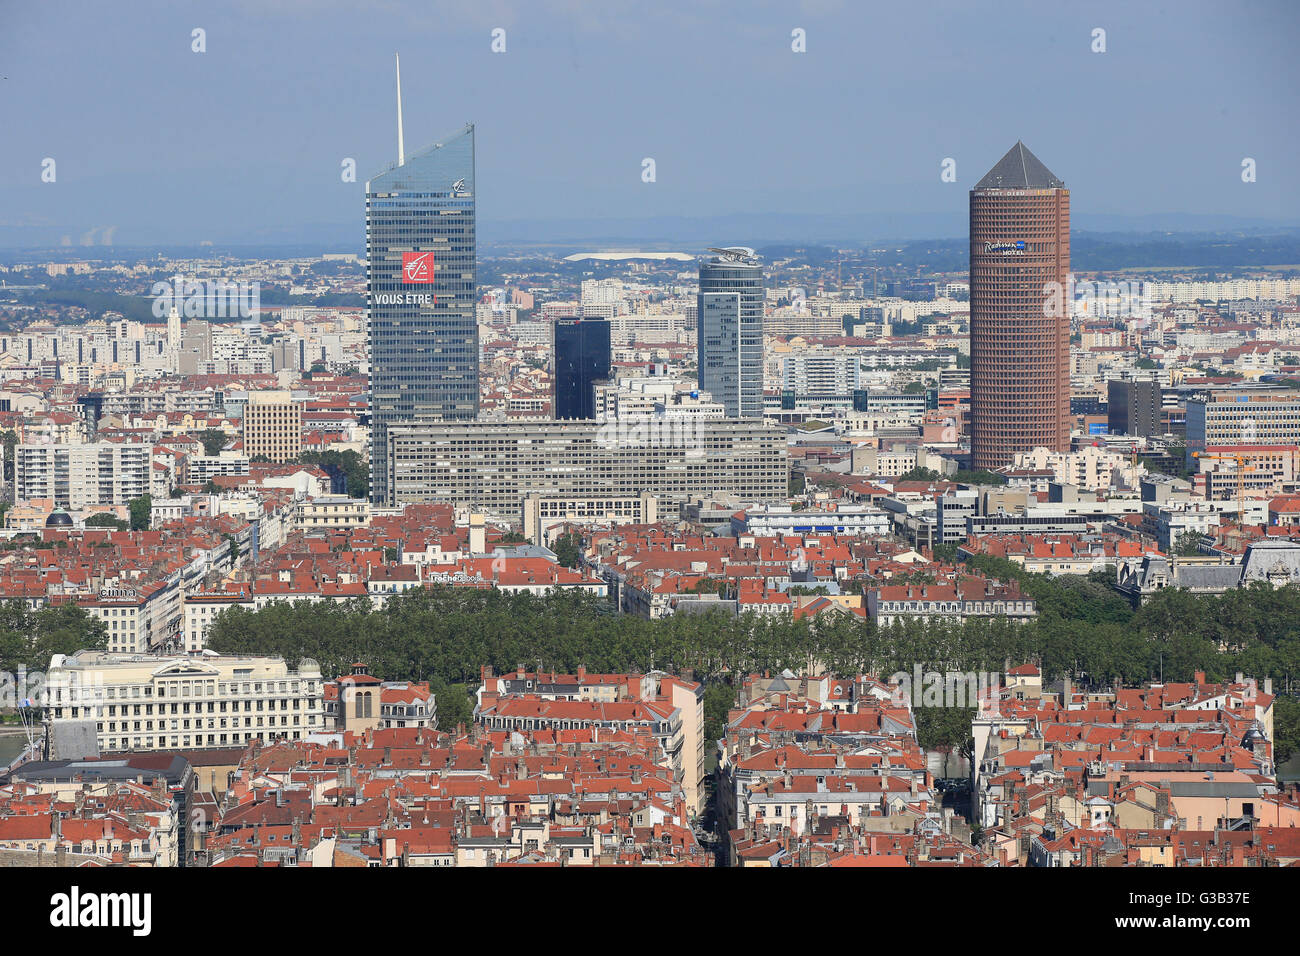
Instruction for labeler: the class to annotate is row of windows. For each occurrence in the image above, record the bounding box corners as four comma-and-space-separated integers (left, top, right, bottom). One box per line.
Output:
103, 728, 310, 750
97, 713, 309, 732
57, 698, 321, 717
49, 679, 315, 702
81, 696, 311, 716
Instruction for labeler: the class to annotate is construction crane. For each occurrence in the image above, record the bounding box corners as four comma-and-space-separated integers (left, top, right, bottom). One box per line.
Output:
1193, 451, 1258, 519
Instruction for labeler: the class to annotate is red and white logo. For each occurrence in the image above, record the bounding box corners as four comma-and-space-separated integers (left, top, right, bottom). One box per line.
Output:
402, 251, 435, 283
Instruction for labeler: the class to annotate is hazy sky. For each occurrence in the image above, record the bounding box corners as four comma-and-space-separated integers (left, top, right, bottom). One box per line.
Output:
2, 0, 1297, 247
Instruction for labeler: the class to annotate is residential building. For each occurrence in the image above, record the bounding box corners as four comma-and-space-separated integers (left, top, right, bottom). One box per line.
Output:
475, 667, 705, 815
324, 664, 437, 733
731, 504, 890, 538
522, 492, 659, 544
15, 442, 150, 509
292, 495, 371, 531
867, 578, 1037, 626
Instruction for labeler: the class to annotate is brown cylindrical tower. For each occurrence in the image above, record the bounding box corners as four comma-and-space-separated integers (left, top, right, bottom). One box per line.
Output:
969, 142, 1070, 471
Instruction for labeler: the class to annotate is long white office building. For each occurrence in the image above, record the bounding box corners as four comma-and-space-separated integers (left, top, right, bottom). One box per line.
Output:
383, 419, 788, 512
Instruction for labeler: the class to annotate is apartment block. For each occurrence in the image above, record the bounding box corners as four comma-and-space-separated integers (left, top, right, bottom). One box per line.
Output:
522, 492, 659, 543
15, 442, 150, 509
292, 495, 371, 531
475, 667, 705, 815
81, 578, 183, 655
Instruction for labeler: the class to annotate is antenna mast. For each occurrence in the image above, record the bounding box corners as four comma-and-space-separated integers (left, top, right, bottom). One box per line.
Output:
395, 53, 405, 166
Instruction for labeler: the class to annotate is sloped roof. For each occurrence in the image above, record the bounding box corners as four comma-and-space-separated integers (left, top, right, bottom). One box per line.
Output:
1172, 564, 1245, 590
975, 141, 1065, 189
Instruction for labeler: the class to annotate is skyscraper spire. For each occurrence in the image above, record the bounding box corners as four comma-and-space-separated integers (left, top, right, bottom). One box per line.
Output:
395, 52, 405, 166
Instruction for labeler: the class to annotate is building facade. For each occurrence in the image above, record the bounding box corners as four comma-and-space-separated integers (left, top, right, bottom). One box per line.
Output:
325, 665, 437, 734
1186, 389, 1300, 456
15, 442, 150, 509
522, 492, 659, 543
42, 650, 325, 754
553, 318, 611, 420
241, 390, 303, 463
474, 669, 705, 814
781, 351, 863, 400
1108, 377, 1162, 438
366, 124, 478, 505
291, 495, 371, 532
383, 419, 787, 512
698, 248, 764, 418
969, 142, 1071, 470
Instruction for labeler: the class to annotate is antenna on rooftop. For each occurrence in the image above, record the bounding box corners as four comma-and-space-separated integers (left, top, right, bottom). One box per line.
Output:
395, 53, 405, 167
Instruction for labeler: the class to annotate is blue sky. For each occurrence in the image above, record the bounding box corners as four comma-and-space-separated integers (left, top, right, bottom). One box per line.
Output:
1, 0, 1297, 247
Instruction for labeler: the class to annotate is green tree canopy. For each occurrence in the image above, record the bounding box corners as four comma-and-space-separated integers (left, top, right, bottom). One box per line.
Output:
128, 494, 152, 531
84, 513, 128, 531
195, 429, 229, 457
0, 601, 109, 674
552, 534, 582, 569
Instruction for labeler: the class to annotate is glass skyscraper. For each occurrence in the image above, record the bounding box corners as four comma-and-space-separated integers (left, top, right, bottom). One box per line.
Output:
553, 318, 611, 420
366, 123, 478, 505
698, 247, 764, 418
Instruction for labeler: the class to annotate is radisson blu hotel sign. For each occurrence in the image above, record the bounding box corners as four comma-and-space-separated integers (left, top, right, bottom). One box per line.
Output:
984, 240, 1027, 255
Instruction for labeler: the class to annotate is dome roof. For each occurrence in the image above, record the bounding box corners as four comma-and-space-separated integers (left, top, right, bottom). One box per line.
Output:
45, 509, 74, 528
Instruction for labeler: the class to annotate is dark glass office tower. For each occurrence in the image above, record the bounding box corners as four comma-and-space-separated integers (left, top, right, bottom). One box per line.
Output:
698, 247, 764, 418
1108, 378, 1162, 437
553, 318, 611, 420
366, 124, 478, 505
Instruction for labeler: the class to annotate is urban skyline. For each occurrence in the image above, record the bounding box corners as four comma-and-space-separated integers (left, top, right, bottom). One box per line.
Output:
2, 1, 1299, 249
2, 1, 1298, 917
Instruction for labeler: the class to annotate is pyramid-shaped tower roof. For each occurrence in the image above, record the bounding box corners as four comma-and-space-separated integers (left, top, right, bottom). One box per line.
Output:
975, 141, 1064, 189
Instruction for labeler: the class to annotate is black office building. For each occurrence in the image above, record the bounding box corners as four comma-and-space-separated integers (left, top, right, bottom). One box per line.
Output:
553, 318, 611, 420
1108, 378, 1162, 437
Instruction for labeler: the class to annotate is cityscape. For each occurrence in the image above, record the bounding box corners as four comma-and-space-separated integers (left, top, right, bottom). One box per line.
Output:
1, 0, 1298, 929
